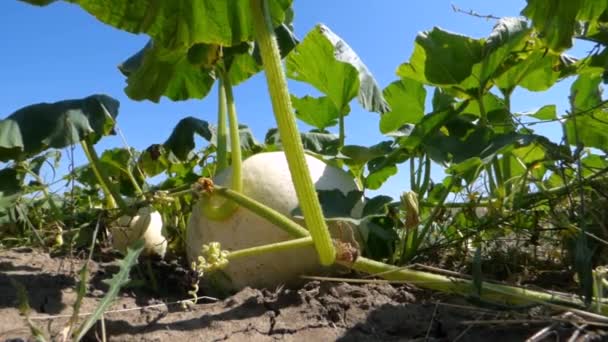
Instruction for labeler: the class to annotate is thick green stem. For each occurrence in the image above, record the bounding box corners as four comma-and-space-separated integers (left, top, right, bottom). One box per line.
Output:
80, 140, 127, 211
345, 257, 605, 313
228, 237, 314, 261
200, 70, 243, 220
216, 77, 229, 172
251, 0, 335, 265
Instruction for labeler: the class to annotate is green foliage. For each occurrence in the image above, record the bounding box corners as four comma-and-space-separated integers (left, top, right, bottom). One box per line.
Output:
286, 24, 388, 116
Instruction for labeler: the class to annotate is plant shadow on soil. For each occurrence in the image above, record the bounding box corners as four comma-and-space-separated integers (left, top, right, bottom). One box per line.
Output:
0, 248, 605, 341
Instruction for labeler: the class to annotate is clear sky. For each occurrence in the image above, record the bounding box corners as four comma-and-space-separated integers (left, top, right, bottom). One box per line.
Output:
0, 1, 592, 200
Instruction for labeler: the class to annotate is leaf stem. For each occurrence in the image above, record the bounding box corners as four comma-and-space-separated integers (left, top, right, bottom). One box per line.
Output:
251, 0, 335, 265
200, 69, 243, 220
207, 183, 310, 238
80, 139, 127, 211
216, 77, 229, 172
227, 237, 314, 261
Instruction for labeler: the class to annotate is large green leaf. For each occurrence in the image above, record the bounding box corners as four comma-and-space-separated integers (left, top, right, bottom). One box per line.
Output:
379, 79, 426, 134
479, 17, 532, 85
565, 73, 608, 150
494, 50, 570, 92
118, 23, 298, 102
291, 95, 340, 130
522, 0, 579, 52
22, 0, 292, 50
0, 95, 119, 162
397, 27, 484, 87
118, 41, 216, 102
286, 24, 388, 114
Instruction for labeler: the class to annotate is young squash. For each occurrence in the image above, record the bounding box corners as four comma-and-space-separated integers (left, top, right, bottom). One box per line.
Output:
186, 151, 362, 289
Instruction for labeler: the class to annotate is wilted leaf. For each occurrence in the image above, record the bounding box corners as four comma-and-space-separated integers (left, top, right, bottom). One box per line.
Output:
164, 117, 215, 161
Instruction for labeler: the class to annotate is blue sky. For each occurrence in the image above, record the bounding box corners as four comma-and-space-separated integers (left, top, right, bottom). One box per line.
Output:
0, 1, 592, 199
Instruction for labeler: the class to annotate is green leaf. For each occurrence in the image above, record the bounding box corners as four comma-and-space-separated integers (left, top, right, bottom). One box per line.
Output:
292, 189, 363, 219
494, 50, 568, 92
138, 144, 170, 178
522, 104, 557, 120
361, 195, 393, 217
118, 23, 298, 102
164, 117, 215, 161
340, 141, 395, 166
565, 73, 608, 150
0, 167, 23, 210
286, 24, 388, 114
118, 41, 216, 102
24, 0, 293, 50
0, 95, 119, 162
364, 150, 409, 190
480, 17, 532, 84
291, 95, 340, 130
75, 240, 145, 341
522, 0, 582, 52
379, 79, 426, 134
397, 27, 484, 86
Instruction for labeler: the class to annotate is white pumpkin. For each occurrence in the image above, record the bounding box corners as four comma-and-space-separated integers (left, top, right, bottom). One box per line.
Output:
111, 206, 167, 258
186, 151, 363, 289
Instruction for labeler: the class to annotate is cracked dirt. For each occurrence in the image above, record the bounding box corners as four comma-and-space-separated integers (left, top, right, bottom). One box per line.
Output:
0, 248, 602, 341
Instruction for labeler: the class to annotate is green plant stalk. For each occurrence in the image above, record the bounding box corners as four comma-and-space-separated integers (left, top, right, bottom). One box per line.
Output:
216, 77, 229, 172
409, 157, 417, 193
338, 113, 346, 148
200, 69, 243, 220
343, 256, 607, 313
415, 155, 425, 192
80, 139, 127, 211
125, 168, 144, 199
207, 182, 608, 314
209, 184, 309, 238
401, 177, 454, 263
227, 237, 314, 260
419, 155, 432, 196
251, 0, 335, 265
485, 165, 497, 194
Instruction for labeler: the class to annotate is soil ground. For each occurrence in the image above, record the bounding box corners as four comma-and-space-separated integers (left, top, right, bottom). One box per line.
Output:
0, 248, 605, 341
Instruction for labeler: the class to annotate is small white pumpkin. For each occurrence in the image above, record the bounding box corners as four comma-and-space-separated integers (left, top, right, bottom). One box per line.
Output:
186, 151, 363, 289
111, 206, 167, 258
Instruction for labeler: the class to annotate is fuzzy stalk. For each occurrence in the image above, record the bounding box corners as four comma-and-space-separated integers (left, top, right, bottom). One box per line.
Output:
251, 0, 335, 265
